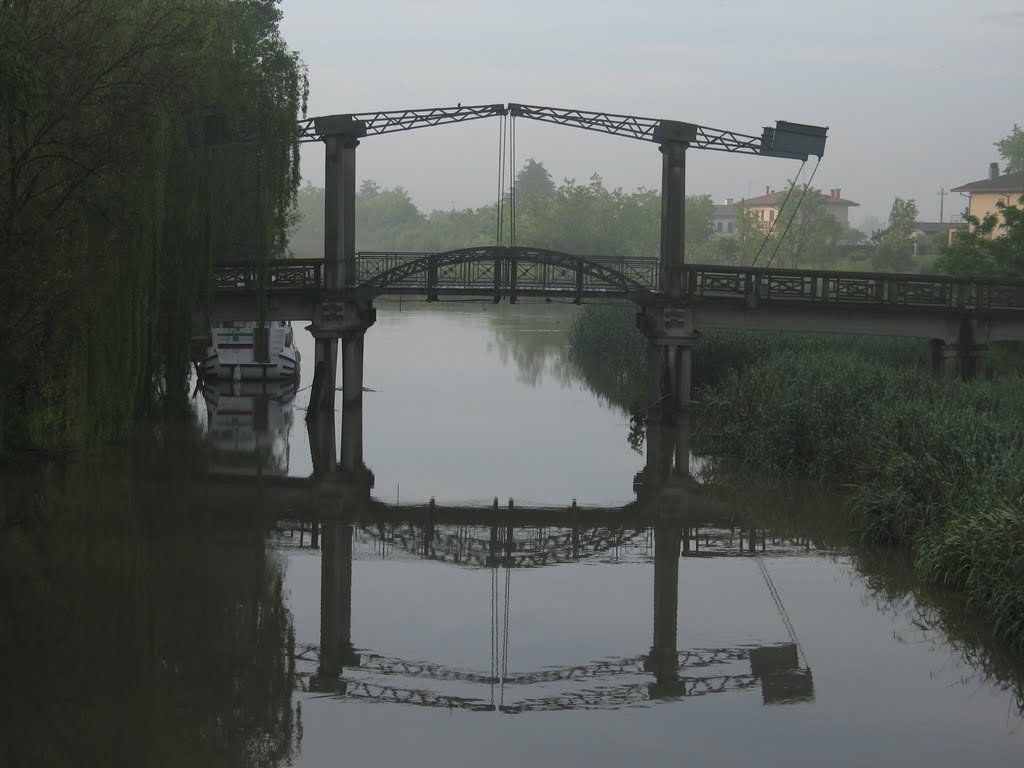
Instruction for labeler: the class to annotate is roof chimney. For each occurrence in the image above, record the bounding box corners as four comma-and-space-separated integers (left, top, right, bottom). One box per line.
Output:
766, 185, 770, 195
989, 162, 999, 180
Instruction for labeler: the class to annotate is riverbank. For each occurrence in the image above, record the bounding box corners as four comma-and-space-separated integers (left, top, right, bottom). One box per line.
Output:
568, 302, 1024, 652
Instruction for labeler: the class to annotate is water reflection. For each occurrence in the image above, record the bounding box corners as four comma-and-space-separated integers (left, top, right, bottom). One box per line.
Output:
5, 304, 1024, 767
203, 409, 816, 713
0, 463, 299, 768
201, 378, 296, 476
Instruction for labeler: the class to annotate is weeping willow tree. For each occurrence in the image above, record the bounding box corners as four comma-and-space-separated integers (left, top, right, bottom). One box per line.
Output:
0, 0, 306, 453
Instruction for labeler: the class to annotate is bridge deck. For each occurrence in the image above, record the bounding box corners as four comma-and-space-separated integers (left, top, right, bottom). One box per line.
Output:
208, 251, 1024, 341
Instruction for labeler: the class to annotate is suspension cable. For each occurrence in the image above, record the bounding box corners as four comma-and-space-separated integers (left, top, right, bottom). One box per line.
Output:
495, 113, 507, 246
749, 160, 806, 268
764, 157, 822, 269
509, 114, 517, 247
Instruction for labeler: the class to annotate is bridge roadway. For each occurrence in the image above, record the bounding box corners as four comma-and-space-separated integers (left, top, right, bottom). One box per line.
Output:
208, 248, 1024, 349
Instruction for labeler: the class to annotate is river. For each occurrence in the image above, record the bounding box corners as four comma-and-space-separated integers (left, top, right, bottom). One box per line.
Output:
1, 301, 1022, 767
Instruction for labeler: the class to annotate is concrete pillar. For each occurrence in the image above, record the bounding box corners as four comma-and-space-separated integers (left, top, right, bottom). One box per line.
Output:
316, 521, 359, 689
339, 333, 366, 473
317, 115, 365, 290
308, 407, 337, 477
323, 134, 360, 290
659, 141, 688, 299
931, 320, 988, 381
671, 416, 693, 480
646, 341, 667, 420
671, 344, 692, 414
340, 395, 364, 475
341, 334, 365, 408
929, 339, 944, 378
306, 337, 338, 419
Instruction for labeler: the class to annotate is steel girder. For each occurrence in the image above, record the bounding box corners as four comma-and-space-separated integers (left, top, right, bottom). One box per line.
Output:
298, 103, 507, 142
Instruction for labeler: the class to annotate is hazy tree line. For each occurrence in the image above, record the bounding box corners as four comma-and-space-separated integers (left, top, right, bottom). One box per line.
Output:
292, 159, 712, 258
292, 161, 950, 272
0, 0, 306, 453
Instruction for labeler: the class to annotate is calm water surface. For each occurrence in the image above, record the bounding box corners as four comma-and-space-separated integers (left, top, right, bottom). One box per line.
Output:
2, 302, 1023, 767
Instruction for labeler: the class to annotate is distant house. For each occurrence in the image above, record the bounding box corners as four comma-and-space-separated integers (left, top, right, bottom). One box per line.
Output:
711, 199, 740, 236
712, 187, 859, 237
951, 163, 1024, 237
910, 221, 967, 253
912, 221, 966, 247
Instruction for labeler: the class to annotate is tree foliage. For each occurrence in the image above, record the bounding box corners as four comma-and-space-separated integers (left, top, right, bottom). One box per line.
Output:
935, 196, 1024, 277
0, 0, 306, 453
765, 188, 842, 268
872, 197, 918, 272
996, 124, 1024, 174
291, 159, 717, 259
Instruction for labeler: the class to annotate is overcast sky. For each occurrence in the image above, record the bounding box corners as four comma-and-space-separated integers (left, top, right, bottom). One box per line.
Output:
280, 0, 1024, 228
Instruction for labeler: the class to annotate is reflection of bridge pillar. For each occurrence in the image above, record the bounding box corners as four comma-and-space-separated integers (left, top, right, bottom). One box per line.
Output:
634, 418, 695, 516
317, 521, 360, 687
645, 522, 684, 697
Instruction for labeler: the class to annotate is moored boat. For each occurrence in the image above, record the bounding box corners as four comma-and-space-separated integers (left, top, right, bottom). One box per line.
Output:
198, 320, 300, 380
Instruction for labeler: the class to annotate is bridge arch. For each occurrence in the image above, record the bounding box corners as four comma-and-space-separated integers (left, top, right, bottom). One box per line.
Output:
356, 246, 657, 301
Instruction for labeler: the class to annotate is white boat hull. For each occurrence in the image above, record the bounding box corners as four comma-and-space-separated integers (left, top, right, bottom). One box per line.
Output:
199, 321, 300, 381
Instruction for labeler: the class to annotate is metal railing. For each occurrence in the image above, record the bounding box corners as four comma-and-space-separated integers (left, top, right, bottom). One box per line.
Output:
212, 259, 322, 292
210, 256, 1024, 311
684, 265, 1024, 311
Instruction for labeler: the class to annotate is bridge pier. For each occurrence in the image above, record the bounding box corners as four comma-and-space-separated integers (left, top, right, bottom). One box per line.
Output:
638, 304, 698, 423
308, 338, 339, 416
306, 299, 376, 419
930, 319, 988, 381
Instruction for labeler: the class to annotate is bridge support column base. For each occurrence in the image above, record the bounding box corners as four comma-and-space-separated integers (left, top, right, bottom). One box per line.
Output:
638, 305, 698, 424
930, 320, 988, 381
307, 338, 338, 419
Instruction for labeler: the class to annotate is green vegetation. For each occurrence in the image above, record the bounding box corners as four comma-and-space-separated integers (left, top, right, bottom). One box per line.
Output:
0, 0, 306, 454
872, 197, 918, 272
996, 124, 1024, 174
935, 195, 1024, 277
291, 160, 714, 258
567, 303, 1024, 652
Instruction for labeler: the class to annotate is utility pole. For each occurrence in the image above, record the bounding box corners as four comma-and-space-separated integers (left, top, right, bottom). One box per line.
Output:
937, 187, 947, 223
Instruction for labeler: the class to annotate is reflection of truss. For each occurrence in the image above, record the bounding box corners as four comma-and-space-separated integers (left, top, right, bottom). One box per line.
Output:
354, 523, 651, 568
340, 523, 817, 569
294, 643, 811, 712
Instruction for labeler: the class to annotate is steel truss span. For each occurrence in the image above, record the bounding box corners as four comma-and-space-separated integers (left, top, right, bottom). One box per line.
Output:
356, 247, 657, 300
297, 104, 506, 142
295, 101, 824, 158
